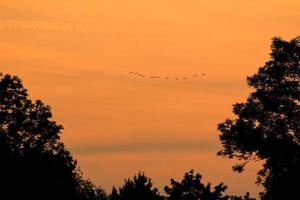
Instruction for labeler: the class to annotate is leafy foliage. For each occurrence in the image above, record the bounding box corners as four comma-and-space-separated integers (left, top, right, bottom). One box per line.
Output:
0, 73, 107, 200
218, 37, 300, 199
77, 177, 108, 200
109, 172, 164, 200
165, 170, 254, 200
165, 170, 229, 200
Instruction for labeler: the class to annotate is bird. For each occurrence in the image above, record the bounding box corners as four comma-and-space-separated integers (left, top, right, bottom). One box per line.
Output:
201, 73, 206, 76
192, 74, 198, 77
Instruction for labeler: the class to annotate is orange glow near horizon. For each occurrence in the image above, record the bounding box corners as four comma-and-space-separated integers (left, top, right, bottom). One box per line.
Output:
1, 0, 300, 197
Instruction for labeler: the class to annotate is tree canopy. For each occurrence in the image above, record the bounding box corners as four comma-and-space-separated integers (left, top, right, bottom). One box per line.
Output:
164, 170, 229, 200
109, 172, 164, 200
218, 37, 300, 199
0, 73, 106, 200
165, 170, 254, 200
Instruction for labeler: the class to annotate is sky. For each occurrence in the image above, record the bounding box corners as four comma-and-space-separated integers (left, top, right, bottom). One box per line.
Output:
1, 0, 300, 197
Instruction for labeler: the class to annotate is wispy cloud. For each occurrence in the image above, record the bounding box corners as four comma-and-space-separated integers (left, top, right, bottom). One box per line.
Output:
0, 6, 89, 35
70, 141, 218, 155
0, 6, 55, 22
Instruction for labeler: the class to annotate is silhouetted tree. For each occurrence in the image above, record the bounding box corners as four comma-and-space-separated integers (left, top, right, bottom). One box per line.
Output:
110, 187, 121, 200
0, 73, 106, 200
230, 193, 255, 200
165, 170, 254, 200
218, 37, 300, 199
77, 177, 108, 200
109, 172, 164, 200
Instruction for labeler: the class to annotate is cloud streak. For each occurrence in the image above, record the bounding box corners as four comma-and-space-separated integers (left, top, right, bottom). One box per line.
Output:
0, 6, 93, 34
70, 141, 218, 155
0, 6, 56, 22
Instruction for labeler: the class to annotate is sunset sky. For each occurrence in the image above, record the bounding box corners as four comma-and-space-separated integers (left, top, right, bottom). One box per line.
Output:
1, 0, 300, 197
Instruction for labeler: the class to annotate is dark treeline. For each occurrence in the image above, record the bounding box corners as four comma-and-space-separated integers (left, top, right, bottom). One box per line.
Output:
0, 36, 299, 200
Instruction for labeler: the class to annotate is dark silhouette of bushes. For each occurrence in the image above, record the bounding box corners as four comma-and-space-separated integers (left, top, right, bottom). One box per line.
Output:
108, 170, 254, 200
109, 172, 164, 200
77, 178, 108, 200
165, 170, 254, 200
165, 170, 229, 200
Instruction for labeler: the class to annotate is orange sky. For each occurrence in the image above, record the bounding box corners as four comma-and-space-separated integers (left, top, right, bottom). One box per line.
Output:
1, 0, 300, 197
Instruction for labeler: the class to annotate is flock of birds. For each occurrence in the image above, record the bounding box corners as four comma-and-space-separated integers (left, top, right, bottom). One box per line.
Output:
128, 72, 206, 80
